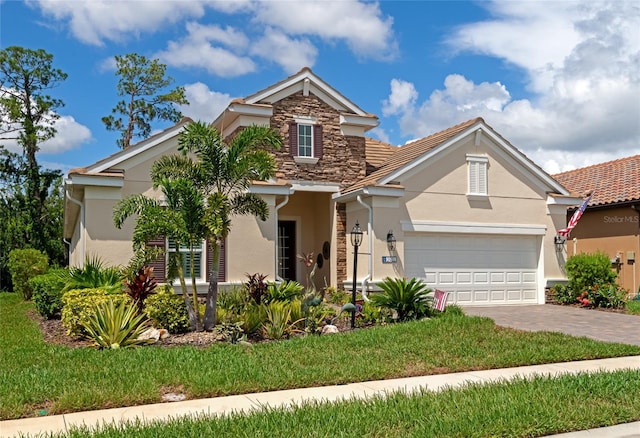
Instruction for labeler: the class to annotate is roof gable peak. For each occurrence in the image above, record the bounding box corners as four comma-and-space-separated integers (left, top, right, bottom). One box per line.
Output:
244, 67, 370, 116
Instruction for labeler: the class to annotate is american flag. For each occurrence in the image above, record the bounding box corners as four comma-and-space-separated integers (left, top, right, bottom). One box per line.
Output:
558, 193, 592, 237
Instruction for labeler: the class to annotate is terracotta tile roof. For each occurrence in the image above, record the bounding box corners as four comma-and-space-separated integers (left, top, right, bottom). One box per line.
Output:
344, 118, 483, 193
365, 137, 397, 174
69, 118, 192, 176
553, 155, 640, 207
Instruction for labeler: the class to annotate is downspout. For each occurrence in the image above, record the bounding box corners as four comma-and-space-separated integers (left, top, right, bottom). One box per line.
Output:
356, 195, 373, 301
65, 181, 85, 267
274, 195, 290, 282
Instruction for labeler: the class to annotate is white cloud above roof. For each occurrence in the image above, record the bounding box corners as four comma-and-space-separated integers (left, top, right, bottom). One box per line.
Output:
383, 0, 640, 170
179, 82, 232, 123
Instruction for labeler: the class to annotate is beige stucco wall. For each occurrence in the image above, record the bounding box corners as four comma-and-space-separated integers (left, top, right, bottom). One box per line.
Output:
343, 132, 566, 292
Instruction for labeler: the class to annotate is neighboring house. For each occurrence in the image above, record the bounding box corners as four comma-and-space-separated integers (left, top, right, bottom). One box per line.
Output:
553, 156, 640, 294
64, 68, 579, 306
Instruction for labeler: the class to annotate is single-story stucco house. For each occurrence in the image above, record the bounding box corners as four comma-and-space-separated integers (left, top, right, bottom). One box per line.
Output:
553, 155, 640, 294
64, 68, 581, 306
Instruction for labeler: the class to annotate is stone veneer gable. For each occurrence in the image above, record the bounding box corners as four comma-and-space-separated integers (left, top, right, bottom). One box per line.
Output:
269, 91, 366, 189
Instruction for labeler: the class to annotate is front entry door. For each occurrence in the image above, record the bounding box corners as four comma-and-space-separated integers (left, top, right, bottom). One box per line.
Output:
278, 221, 297, 281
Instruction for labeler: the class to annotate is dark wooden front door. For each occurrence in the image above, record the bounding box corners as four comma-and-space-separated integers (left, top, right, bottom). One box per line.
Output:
278, 220, 296, 281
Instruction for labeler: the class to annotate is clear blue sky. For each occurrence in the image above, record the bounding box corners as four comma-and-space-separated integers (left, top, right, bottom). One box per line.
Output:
1, 0, 638, 176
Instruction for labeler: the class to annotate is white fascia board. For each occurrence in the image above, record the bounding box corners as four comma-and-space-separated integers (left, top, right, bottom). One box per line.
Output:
339, 114, 378, 135
89, 124, 185, 174
401, 220, 547, 235
333, 185, 404, 202
546, 195, 583, 206
479, 127, 569, 195
222, 114, 272, 138
249, 185, 293, 196
290, 180, 341, 193
228, 102, 273, 117
246, 70, 367, 116
363, 186, 404, 197
67, 174, 124, 188
340, 114, 379, 128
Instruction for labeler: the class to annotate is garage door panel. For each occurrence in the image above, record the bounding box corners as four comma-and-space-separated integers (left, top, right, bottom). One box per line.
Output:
405, 233, 540, 305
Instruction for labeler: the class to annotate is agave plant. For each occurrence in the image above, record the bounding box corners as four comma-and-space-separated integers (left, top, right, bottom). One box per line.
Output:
80, 299, 155, 349
370, 277, 432, 321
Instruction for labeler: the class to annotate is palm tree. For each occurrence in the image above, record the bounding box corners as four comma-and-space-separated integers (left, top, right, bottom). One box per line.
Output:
113, 177, 205, 331
152, 121, 282, 331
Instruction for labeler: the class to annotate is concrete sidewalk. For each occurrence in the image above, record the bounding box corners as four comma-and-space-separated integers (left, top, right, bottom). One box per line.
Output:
1, 356, 639, 437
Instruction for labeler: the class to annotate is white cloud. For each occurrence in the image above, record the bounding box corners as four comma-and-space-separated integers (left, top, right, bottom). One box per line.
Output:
250, 0, 397, 60
30, 0, 207, 46
250, 28, 318, 74
40, 116, 92, 154
388, 0, 640, 173
179, 82, 233, 122
369, 127, 391, 145
155, 23, 256, 77
1, 115, 92, 155
382, 79, 418, 117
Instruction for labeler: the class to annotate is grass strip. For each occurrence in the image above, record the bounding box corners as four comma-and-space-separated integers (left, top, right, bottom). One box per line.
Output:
53, 370, 640, 438
2, 293, 640, 420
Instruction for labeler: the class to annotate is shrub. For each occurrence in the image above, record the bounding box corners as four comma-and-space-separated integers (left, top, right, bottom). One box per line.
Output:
7, 248, 48, 300
263, 280, 304, 304
30, 268, 69, 319
245, 273, 268, 304
61, 288, 129, 337
586, 283, 628, 309
565, 252, 617, 295
262, 301, 302, 340
241, 303, 267, 335
64, 256, 124, 293
123, 265, 157, 313
218, 286, 249, 312
80, 299, 155, 349
144, 287, 191, 334
370, 277, 432, 321
358, 301, 391, 326
551, 283, 577, 304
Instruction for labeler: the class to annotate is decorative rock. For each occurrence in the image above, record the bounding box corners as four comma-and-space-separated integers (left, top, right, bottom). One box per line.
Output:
138, 328, 160, 342
321, 324, 339, 335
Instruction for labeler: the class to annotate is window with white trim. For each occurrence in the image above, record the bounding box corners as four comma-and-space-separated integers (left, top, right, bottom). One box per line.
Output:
168, 239, 204, 281
297, 124, 313, 157
467, 154, 488, 196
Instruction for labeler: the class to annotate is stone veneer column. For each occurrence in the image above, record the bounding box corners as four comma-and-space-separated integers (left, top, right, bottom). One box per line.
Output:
336, 203, 347, 284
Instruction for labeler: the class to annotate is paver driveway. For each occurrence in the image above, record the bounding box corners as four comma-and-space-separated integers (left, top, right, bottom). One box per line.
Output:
463, 304, 640, 346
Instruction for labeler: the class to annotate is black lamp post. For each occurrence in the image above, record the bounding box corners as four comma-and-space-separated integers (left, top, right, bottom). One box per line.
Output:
350, 221, 363, 329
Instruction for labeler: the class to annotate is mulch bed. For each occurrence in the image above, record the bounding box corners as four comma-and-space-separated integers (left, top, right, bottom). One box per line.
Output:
29, 307, 356, 349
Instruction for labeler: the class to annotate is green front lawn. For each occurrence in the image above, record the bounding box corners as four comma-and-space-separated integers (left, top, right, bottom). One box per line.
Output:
2, 292, 639, 420
57, 370, 640, 438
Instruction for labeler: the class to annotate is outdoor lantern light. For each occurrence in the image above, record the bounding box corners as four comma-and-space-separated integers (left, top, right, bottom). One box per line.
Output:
554, 234, 566, 252
386, 230, 396, 252
350, 221, 363, 329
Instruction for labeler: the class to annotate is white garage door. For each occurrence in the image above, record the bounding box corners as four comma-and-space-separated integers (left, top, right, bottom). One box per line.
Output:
404, 233, 539, 305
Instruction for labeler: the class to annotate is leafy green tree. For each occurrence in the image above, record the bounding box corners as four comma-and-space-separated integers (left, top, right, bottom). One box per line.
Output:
0, 47, 67, 260
102, 53, 188, 149
153, 121, 281, 331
